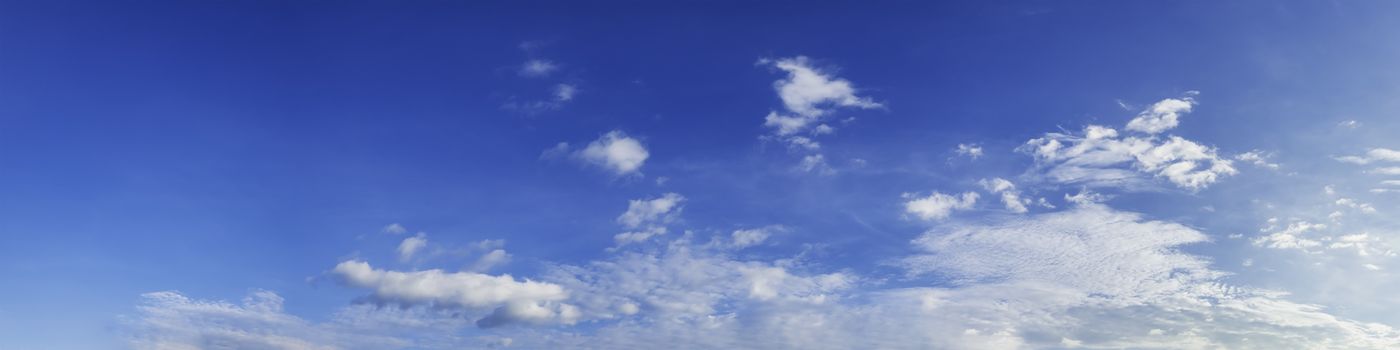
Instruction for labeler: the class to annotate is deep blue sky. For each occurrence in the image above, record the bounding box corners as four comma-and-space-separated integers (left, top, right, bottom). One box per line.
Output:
3, 1, 1400, 349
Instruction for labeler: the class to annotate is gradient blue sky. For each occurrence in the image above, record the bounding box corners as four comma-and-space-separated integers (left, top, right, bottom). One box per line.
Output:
3, 1, 1400, 349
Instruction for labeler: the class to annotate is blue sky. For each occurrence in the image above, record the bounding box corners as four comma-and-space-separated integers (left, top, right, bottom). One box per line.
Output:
3, 1, 1400, 349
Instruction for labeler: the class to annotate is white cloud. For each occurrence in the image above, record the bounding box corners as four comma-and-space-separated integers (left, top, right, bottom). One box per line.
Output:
1339, 120, 1361, 128
955, 143, 984, 160
757, 56, 879, 172
614, 226, 667, 246
127, 290, 339, 350
469, 249, 512, 272
133, 206, 1400, 349
577, 130, 650, 176
1336, 148, 1400, 165
617, 193, 684, 229
1236, 150, 1281, 170
904, 191, 979, 221
518, 59, 558, 78
797, 154, 833, 174
1125, 95, 1196, 134
553, 83, 576, 102
1373, 167, 1400, 175
1021, 123, 1237, 191
331, 260, 577, 328
978, 177, 1029, 213
1253, 220, 1326, 250
730, 227, 774, 248
903, 205, 1218, 298
382, 223, 407, 235
397, 233, 428, 262
762, 56, 880, 119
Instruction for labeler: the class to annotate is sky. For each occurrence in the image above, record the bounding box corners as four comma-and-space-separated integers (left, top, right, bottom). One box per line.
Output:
3, 1, 1400, 349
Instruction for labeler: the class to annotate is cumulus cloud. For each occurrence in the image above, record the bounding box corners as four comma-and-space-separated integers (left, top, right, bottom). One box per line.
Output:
758, 56, 879, 172
762, 56, 881, 121
1337, 148, 1400, 165
617, 193, 684, 229
1020, 122, 1237, 191
1124, 95, 1196, 134
577, 130, 649, 176
331, 261, 577, 328
397, 233, 428, 262
978, 177, 1029, 213
904, 191, 979, 221
133, 205, 1400, 349
469, 249, 512, 273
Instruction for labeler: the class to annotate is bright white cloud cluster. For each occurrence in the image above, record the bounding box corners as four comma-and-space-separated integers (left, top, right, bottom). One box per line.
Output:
759, 56, 880, 173
903, 191, 979, 221
1020, 97, 1237, 191
978, 177, 1028, 213
612, 193, 684, 246
577, 130, 650, 176
1124, 94, 1195, 134
331, 261, 578, 328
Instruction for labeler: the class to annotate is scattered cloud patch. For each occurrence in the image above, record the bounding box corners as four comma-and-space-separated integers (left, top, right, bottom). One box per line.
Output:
397, 233, 428, 262
1337, 148, 1400, 165
382, 223, 407, 235
979, 177, 1029, 213
1236, 150, 1281, 170
1020, 100, 1237, 191
576, 131, 650, 176
955, 143, 984, 160
518, 59, 558, 78
904, 191, 979, 221
1124, 94, 1196, 134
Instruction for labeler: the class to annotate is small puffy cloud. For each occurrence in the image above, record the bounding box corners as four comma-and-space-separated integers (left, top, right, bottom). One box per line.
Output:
397, 233, 429, 262
382, 223, 407, 235
1235, 150, 1281, 170
978, 177, 1029, 213
616, 193, 684, 229
1336, 148, 1400, 165
904, 191, 979, 221
1339, 120, 1361, 128
1125, 95, 1196, 134
578, 131, 650, 176
762, 56, 880, 119
955, 143, 984, 160
469, 249, 512, 273
331, 261, 576, 328
518, 59, 558, 78
553, 83, 576, 102
613, 193, 685, 246
730, 227, 774, 248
